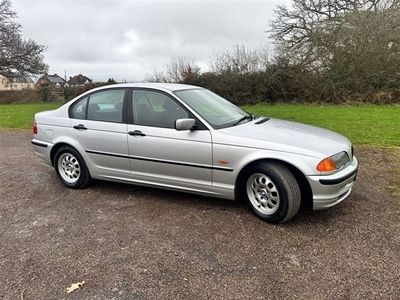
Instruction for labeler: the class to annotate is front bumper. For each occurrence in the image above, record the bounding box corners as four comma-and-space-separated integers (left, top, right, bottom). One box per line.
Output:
307, 157, 358, 210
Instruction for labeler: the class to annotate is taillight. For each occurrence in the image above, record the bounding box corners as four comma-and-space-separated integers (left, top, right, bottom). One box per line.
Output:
32, 120, 38, 134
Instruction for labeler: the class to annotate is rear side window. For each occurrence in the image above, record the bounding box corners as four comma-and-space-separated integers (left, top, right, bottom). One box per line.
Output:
70, 97, 88, 119
87, 90, 125, 123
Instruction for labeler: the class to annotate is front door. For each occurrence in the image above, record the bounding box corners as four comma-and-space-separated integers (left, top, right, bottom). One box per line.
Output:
126, 89, 212, 190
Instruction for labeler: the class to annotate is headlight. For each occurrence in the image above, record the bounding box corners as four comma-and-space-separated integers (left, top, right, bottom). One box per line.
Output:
316, 151, 350, 172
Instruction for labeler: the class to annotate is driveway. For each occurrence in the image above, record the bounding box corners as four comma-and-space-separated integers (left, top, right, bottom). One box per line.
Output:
0, 131, 399, 299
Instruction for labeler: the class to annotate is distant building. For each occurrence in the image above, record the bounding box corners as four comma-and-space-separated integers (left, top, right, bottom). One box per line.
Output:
66, 74, 92, 87
36, 73, 66, 88
0, 75, 35, 90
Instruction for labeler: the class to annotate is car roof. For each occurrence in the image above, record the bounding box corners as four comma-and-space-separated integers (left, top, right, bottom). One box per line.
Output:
97, 82, 201, 92
63, 82, 203, 108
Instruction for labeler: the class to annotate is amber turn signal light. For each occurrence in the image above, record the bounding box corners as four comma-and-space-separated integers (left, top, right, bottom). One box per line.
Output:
316, 157, 337, 172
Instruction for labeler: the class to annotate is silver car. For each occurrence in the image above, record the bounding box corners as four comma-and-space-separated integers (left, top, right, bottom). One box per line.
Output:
32, 83, 358, 223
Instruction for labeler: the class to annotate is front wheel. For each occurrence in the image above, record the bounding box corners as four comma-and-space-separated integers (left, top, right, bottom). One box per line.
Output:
54, 146, 91, 189
242, 162, 301, 223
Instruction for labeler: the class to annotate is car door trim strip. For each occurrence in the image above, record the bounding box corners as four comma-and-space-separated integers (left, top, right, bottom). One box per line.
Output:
85, 149, 233, 172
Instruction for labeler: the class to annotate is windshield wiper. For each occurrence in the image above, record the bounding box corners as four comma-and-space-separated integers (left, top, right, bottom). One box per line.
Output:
233, 115, 253, 126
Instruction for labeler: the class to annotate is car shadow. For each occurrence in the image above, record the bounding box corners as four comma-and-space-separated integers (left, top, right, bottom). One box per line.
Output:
86, 179, 350, 226
90, 179, 239, 209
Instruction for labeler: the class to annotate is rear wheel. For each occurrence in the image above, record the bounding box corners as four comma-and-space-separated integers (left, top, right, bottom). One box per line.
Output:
241, 162, 301, 223
54, 146, 91, 188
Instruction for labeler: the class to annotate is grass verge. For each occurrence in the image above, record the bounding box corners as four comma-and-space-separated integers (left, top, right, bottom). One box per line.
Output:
243, 103, 400, 147
0, 102, 399, 147
0, 102, 62, 129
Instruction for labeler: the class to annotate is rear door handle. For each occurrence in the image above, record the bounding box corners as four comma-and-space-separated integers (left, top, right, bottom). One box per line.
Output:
128, 130, 146, 136
73, 124, 87, 130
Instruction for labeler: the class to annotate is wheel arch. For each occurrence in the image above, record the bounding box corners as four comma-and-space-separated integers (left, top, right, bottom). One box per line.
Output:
234, 158, 313, 210
49, 132, 87, 166
50, 142, 80, 166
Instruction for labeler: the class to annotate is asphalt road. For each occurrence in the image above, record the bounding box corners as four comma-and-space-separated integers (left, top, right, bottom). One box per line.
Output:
0, 131, 399, 299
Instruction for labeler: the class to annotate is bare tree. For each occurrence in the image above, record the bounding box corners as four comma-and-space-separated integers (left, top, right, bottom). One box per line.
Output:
146, 57, 200, 83
0, 0, 47, 78
269, 0, 400, 96
270, 0, 400, 69
145, 70, 168, 83
165, 57, 200, 83
209, 44, 270, 74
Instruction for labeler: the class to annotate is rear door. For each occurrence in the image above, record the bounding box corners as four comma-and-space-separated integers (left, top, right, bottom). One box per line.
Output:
70, 88, 130, 177
126, 88, 212, 189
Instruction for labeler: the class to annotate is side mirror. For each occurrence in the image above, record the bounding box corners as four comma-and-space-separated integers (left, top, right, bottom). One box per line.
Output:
175, 118, 196, 131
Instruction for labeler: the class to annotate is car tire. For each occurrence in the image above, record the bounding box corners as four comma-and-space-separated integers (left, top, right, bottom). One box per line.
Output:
54, 146, 91, 189
241, 162, 301, 223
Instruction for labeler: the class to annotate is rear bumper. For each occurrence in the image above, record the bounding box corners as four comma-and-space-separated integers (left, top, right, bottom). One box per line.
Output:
307, 157, 358, 210
32, 139, 53, 166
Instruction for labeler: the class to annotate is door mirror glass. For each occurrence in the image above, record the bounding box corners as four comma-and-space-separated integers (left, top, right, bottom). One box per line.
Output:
175, 118, 196, 131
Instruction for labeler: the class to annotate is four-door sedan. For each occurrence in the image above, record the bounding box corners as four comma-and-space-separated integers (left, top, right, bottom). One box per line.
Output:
32, 83, 358, 223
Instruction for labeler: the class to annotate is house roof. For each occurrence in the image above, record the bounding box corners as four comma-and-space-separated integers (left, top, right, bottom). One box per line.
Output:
67, 74, 92, 85
37, 74, 65, 84
47, 74, 65, 83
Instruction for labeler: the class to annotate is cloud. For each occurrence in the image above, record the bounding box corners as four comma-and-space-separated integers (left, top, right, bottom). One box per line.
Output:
13, 0, 288, 81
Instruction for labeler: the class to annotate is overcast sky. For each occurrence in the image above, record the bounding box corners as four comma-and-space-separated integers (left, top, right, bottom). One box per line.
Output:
13, 0, 290, 82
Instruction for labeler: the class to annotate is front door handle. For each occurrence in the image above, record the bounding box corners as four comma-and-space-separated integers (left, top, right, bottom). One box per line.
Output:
73, 124, 87, 130
128, 130, 146, 136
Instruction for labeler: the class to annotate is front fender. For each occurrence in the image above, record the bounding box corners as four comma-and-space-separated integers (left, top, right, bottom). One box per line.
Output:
212, 143, 319, 192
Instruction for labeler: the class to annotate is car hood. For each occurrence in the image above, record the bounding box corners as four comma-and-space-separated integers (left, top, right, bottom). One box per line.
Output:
215, 117, 351, 158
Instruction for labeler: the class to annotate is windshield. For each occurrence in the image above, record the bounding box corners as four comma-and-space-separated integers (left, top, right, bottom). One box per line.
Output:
174, 89, 250, 129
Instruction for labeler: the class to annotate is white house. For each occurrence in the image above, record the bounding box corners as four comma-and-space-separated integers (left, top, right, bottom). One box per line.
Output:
0, 75, 35, 90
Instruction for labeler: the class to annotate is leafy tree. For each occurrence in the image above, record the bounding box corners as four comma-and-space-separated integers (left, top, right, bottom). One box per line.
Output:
0, 0, 47, 78
106, 78, 116, 84
63, 86, 72, 102
39, 83, 50, 102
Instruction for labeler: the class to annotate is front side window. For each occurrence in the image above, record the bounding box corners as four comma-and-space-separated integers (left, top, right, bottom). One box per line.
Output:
87, 89, 125, 123
133, 90, 188, 128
